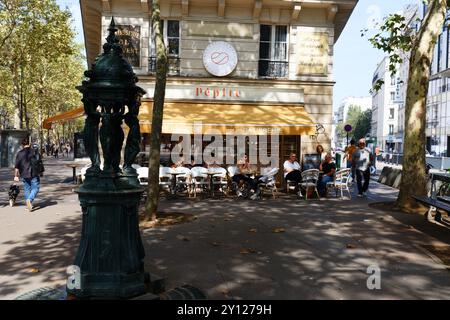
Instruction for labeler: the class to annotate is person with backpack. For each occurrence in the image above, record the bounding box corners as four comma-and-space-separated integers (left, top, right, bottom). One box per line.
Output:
13, 136, 44, 212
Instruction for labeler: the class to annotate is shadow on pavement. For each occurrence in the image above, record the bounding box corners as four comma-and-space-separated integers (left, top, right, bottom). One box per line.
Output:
32, 200, 59, 211
0, 215, 80, 298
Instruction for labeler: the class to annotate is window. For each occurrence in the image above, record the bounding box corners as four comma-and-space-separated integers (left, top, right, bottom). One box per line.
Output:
390, 92, 395, 102
390, 75, 396, 86
166, 20, 180, 56
389, 108, 394, 119
389, 124, 394, 135
258, 25, 288, 78
149, 20, 180, 75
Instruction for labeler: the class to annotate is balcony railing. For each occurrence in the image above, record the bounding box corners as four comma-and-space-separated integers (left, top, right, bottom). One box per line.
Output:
148, 56, 180, 76
258, 60, 288, 78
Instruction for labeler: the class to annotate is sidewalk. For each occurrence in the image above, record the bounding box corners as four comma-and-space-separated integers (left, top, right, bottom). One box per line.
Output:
1, 158, 450, 299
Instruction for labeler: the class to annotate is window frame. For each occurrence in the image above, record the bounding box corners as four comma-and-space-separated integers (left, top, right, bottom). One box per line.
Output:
150, 19, 181, 57
258, 24, 289, 78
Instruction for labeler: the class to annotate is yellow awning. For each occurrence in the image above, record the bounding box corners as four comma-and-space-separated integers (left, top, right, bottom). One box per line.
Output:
42, 107, 85, 130
42, 102, 317, 136
139, 102, 316, 135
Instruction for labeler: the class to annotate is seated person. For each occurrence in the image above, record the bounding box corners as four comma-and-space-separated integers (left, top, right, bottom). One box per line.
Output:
171, 157, 185, 168
185, 156, 205, 169
284, 152, 302, 185
318, 153, 336, 196
232, 154, 255, 196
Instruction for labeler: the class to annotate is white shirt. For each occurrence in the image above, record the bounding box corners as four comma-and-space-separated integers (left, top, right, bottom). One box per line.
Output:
353, 148, 372, 171
283, 160, 301, 178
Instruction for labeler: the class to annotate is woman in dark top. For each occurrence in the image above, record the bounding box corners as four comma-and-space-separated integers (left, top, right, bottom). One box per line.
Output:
318, 153, 336, 196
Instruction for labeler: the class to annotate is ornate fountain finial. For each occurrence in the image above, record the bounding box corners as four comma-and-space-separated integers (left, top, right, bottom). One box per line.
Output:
103, 17, 122, 55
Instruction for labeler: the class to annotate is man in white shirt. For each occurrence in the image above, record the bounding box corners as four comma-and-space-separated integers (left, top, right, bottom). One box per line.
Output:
284, 153, 302, 194
352, 138, 374, 197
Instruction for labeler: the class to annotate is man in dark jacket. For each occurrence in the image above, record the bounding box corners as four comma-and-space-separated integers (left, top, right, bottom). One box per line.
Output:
14, 136, 41, 212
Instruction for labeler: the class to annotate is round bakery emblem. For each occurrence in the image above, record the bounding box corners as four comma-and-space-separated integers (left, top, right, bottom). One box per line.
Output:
203, 41, 238, 77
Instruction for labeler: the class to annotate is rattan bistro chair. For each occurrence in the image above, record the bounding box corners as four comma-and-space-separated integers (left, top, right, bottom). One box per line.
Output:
159, 166, 173, 193
209, 167, 228, 196
258, 167, 279, 199
173, 166, 192, 196
326, 168, 352, 199
190, 167, 209, 198
299, 169, 320, 200
137, 166, 149, 185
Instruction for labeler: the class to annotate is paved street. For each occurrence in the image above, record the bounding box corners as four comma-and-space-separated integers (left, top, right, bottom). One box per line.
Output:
1, 157, 450, 299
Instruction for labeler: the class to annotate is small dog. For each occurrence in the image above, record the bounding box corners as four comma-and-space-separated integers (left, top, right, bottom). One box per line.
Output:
8, 184, 20, 207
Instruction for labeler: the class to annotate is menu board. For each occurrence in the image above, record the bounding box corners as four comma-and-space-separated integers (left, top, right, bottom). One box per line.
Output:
116, 25, 141, 67
302, 154, 321, 170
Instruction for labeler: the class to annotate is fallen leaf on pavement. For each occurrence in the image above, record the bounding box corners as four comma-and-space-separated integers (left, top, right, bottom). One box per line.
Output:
346, 244, 357, 249
272, 228, 285, 233
176, 235, 190, 241
221, 289, 230, 298
29, 268, 40, 273
240, 248, 257, 254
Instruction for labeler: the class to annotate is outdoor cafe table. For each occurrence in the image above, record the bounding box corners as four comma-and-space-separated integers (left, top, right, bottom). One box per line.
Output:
65, 163, 83, 184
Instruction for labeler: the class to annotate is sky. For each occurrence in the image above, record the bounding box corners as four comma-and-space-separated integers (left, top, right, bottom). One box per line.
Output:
333, 0, 419, 110
56, 0, 84, 44
56, 0, 418, 112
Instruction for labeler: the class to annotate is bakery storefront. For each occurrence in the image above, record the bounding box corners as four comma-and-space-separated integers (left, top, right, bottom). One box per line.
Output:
61, 0, 357, 173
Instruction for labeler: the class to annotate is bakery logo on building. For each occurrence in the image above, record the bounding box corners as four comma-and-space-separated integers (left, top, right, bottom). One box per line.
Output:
195, 87, 240, 99
203, 41, 238, 77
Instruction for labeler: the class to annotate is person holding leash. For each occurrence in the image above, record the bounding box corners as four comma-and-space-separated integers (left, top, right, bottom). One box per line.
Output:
14, 136, 43, 212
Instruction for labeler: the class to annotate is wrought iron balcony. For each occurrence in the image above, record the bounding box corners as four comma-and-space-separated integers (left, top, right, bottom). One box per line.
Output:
148, 56, 180, 76
258, 60, 288, 78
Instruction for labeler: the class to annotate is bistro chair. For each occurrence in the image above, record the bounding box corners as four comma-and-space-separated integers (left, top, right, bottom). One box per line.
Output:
209, 167, 228, 196
190, 167, 209, 198
159, 166, 173, 193
131, 163, 141, 170
137, 166, 149, 185
299, 169, 320, 200
227, 166, 239, 194
257, 167, 279, 199
326, 168, 352, 199
173, 166, 192, 196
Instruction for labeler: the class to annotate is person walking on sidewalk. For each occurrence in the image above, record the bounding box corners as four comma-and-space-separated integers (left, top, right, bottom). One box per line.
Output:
344, 139, 357, 169
352, 138, 374, 198
13, 137, 42, 211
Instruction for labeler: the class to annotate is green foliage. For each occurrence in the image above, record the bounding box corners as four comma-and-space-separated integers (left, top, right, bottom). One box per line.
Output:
0, 0, 84, 140
362, 13, 415, 93
353, 109, 372, 141
337, 105, 372, 143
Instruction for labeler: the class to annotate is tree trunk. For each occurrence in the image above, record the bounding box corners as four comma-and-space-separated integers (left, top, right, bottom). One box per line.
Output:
396, 0, 447, 211
144, 0, 168, 221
